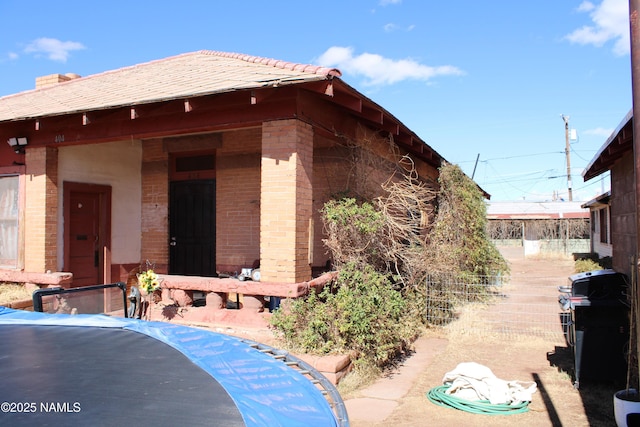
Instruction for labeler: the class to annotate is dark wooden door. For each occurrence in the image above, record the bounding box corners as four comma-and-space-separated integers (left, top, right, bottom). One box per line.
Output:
169, 180, 216, 276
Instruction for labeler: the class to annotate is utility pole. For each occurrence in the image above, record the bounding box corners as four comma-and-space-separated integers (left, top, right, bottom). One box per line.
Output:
562, 114, 573, 201
629, 0, 640, 395
471, 153, 480, 179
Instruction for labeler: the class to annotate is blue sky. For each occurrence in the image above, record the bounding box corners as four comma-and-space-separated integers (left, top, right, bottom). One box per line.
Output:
0, 0, 632, 202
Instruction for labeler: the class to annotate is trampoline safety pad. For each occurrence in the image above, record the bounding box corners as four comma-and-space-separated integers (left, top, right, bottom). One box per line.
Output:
0, 307, 341, 426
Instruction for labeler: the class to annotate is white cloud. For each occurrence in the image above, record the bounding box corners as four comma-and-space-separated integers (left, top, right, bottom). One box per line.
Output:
7, 52, 18, 60
384, 23, 397, 33
383, 23, 415, 32
24, 37, 86, 62
316, 46, 464, 86
565, 0, 629, 56
577, 1, 596, 12
583, 127, 614, 137
379, 0, 401, 5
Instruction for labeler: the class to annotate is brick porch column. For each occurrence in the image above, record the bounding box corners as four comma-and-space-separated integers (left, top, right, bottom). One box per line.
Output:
24, 146, 58, 272
261, 119, 313, 283
141, 139, 169, 270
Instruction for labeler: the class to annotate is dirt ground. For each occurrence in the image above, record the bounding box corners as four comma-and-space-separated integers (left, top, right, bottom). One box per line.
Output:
345, 247, 623, 427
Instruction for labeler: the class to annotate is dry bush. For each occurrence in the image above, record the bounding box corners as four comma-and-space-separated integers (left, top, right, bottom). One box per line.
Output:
487, 220, 523, 240
376, 158, 436, 287
321, 155, 436, 289
488, 218, 590, 240
0, 283, 31, 304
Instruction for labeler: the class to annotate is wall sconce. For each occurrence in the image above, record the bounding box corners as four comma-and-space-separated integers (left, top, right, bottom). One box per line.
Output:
7, 137, 28, 154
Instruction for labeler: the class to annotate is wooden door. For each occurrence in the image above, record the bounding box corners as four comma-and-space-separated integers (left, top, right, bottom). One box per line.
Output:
169, 180, 216, 276
64, 183, 111, 287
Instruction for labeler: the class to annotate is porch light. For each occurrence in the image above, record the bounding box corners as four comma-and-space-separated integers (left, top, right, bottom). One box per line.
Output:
7, 137, 28, 154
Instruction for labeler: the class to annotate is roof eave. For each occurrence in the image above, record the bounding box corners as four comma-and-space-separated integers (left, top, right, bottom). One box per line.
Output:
582, 109, 633, 181
2, 75, 331, 123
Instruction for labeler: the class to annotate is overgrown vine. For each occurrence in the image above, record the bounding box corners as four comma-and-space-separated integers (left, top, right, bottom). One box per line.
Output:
271, 135, 508, 376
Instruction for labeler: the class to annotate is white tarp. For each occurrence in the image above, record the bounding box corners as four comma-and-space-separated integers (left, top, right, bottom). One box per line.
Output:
442, 362, 537, 405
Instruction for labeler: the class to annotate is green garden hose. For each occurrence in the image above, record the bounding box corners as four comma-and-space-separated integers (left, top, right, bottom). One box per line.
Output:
426, 385, 530, 415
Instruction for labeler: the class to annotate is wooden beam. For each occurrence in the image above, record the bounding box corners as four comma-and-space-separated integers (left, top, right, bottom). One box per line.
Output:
14, 95, 298, 147
296, 90, 357, 140
163, 133, 223, 152
360, 105, 384, 125
332, 91, 362, 113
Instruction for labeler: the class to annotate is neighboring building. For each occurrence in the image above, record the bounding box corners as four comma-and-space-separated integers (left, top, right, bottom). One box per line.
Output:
581, 191, 612, 259
0, 50, 449, 287
486, 201, 590, 256
582, 110, 634, 277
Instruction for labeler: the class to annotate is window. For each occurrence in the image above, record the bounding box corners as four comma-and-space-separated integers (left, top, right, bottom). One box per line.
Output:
170, 152, 216, 181
0, 175, 19, 268
599, 207, 609, 244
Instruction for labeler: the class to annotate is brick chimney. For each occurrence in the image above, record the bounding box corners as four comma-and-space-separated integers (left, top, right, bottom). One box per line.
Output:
35, 73, 81, 89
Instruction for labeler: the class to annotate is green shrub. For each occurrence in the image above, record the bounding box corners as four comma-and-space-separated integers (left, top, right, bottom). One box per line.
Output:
428, 163, 509, 278
272, 162, 509, 375
320, 198, 387, 271
271, 263, 416, 372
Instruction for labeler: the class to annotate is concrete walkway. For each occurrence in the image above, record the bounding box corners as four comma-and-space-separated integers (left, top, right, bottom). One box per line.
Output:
344, 336, 449, 423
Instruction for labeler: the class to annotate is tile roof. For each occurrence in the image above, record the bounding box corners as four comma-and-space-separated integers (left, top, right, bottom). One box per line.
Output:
0, 50, 342, 121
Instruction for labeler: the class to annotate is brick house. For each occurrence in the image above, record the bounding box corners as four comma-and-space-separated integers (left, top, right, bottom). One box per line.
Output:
0, 50, 448, 290
582, 110, 633, 277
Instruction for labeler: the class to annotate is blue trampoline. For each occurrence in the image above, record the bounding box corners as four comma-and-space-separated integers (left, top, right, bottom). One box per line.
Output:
0, 307, 348, 426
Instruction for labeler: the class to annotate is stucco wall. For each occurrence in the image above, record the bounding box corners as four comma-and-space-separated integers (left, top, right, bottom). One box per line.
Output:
57, 141, 142, 270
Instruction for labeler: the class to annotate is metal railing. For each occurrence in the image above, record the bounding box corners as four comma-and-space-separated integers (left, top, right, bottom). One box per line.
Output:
32, 282, 128, 317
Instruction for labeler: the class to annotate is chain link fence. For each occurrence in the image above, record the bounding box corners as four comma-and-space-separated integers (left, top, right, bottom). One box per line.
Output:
425, 273, 568, 341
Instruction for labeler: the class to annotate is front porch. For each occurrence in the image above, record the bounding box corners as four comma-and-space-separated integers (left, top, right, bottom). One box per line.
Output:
148, 271, 337, 328
0, 269, 351, 385
0, 267, 337, 329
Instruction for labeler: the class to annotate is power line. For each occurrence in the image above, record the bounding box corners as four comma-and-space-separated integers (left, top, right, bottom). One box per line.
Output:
455, 151, 564, 165
482, 162, 556, 196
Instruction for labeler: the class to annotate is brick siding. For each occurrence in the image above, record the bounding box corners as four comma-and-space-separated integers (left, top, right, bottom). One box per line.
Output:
216, 128, 262, 272
611, 153, 636, 277
260, 120, 313, 282
141, 139, 169, 270
24, 147, 58, 272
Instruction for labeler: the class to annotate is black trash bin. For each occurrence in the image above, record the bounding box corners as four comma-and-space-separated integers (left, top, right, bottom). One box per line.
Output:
558, 269, 629, 389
